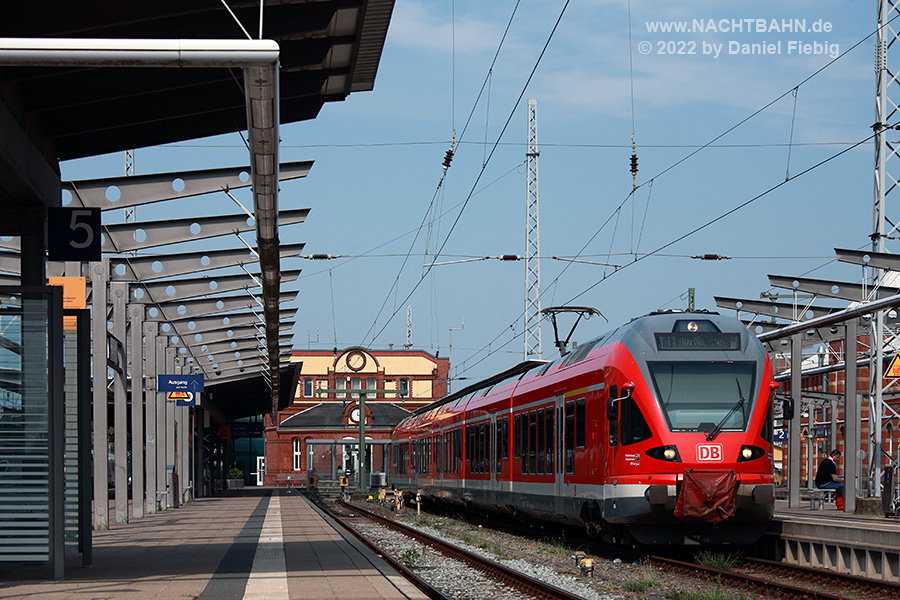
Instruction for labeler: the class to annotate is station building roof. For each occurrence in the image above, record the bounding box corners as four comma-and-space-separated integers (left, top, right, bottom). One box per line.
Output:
280, 402, 412, 431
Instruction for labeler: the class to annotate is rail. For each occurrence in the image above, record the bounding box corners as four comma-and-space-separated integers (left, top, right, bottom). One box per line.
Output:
328, 499, 587, 600
651, 554, 900, 600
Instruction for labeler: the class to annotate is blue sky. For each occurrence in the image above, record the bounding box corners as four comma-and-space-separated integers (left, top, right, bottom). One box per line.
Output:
61, 1, 882, 386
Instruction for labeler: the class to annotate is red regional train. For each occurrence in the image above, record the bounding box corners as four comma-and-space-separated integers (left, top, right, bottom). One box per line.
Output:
390, 310, 786, 545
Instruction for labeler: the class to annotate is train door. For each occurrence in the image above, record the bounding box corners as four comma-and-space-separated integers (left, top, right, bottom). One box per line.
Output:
554, 394, 568, 511
435, 428, 443, 496
489, 414, 498, 505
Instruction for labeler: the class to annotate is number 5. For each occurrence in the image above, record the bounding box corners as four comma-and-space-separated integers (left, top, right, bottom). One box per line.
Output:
69, 209, 95, 249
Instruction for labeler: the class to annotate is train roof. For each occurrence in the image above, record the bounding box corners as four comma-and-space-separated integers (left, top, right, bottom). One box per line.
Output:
410, 360, 548, 416
403, 310, 752, 422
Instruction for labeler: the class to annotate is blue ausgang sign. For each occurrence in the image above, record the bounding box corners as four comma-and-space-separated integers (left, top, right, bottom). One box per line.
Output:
158, 374, 204, 392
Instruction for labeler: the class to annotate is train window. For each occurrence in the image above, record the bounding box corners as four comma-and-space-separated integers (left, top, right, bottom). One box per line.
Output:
537, 409, 546, 475
514, 414, 521, 458
456, 428, 462, 474
529, 410, 538, 475
565, 401, 575, 474
480, 423, 488, 474
545, 407, 554, 473
762, 401, 773, 444
435, 434, 440, 475
520, 418, 526, 475
475, 425, 481, 475
466, 425, 473, 473
471, 426, 477, 474
401, 442, 409, 475
648, 362, 755, 432
502, 417, 509, 460
576, 398, 586, 449
495, 421, 501, 473
484, 422, 490, 474
621, 396, 652, 446
446, 431, 452, 474
558, 407, 563, 474
474, 424, 481, 475
484, 424, 488, 474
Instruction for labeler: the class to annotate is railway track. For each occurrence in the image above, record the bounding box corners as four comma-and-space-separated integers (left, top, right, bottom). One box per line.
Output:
321, 499, 593, 600
329, 497, 900, 600
651, 554, 900, 600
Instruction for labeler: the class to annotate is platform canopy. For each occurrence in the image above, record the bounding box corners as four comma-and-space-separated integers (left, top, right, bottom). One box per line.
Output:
0, 0, 395, 419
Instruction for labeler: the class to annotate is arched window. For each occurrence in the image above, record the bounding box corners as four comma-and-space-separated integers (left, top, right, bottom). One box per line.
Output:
293, 438, 302, 471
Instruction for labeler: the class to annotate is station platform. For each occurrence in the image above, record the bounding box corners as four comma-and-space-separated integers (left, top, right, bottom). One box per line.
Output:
769, 499, 900, 583
0, 488, 427, 600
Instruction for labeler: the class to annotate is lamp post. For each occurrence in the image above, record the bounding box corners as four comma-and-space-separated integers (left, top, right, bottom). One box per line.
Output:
314, 386, 406, 494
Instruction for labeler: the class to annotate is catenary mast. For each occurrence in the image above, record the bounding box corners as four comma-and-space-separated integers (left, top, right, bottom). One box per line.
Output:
524, 99, 542, 360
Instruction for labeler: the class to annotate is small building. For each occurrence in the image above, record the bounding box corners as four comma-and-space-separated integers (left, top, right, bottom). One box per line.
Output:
264, 347, 448, 487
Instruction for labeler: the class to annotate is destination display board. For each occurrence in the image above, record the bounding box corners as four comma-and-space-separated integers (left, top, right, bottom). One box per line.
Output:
655, 332, 740, 351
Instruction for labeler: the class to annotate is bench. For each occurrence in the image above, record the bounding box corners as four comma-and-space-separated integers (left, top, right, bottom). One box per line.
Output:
275, 474, 304, 493
800, 487, 835, 509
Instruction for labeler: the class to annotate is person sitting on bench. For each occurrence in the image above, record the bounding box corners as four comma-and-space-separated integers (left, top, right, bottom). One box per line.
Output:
815, 448, 845, 510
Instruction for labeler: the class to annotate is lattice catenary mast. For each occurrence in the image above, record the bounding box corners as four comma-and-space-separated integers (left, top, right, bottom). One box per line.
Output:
524, 99, 542, 359
870, 0, 900, 495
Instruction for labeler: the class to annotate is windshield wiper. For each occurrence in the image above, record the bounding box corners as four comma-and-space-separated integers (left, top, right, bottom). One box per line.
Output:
705, 378, 745, 441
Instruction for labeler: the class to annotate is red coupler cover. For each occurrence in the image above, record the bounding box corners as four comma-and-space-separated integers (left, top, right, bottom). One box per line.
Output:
674, 469, 737, 523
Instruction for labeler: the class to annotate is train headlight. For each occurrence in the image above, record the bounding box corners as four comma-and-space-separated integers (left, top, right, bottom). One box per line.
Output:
646, 445, 681, 463
738, 445, 765, 462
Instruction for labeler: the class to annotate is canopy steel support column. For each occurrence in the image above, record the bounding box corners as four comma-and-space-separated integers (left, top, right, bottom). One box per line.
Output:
845, 318, 859, 513
130, 304, 145, 519
789, 333, 802, 508
143, 321, 157, 515
90, 260, 108, 529
156, 336, 168, 509
165, 347, 176, 508
111, 281, 128, 524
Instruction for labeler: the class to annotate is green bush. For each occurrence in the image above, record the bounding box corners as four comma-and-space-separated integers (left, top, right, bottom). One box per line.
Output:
228, 468, 244, 479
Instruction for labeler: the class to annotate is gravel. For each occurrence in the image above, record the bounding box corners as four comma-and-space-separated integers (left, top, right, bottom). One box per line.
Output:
340, 499, 777, 600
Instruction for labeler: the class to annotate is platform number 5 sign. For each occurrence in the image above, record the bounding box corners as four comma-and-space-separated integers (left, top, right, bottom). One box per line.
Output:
48, 207, 101, 261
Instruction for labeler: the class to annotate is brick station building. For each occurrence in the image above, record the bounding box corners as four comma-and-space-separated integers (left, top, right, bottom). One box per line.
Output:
263, 347, 449, 486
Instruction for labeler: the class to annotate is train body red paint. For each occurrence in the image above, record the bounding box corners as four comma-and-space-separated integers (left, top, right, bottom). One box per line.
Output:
391, 311, 778, 545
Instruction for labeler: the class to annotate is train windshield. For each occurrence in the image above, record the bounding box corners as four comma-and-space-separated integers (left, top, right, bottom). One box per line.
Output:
648, 362, 755, 432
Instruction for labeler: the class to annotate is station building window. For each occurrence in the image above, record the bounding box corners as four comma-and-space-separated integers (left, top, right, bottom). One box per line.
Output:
293, 438, 302, 470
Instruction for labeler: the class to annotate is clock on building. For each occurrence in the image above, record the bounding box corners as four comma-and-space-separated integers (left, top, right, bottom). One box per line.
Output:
347, 350, 366, 371
350, 407, 361, 423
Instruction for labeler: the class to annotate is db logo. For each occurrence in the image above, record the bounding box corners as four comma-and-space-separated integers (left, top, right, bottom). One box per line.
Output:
697, 444, 723, 462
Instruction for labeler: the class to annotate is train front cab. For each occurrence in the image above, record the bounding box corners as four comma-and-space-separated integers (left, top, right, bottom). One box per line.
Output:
599, 321, 777, 546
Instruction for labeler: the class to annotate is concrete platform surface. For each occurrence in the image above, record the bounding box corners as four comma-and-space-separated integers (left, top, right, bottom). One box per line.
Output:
0, 489, 427, 600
